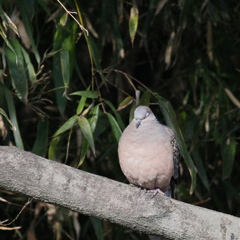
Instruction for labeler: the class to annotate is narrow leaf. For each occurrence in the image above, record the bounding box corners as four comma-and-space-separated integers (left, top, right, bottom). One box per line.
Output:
32, 119, 49, 157
106, 113, 122, 142
117, 96, 133, 111
48, 137, 60, 160
104, 100, 125, 130
5, 38, 28, 102
90, 217, 104, 240
129, 6, 139, 45
60, 50, 70, 87
78, 137, 89, 168
192, 150, 209, 190
88, 105, 99, 132
0, 108, 16, 131
78, 116, 96, 156
139, 90, 151, 106
0, 25, 16, 53
21, 46, 36, 83
71, 90, 98, 98
154, 93, 197, 194
3, 87, 24, 149
77, 96, 87, 115
0, 6, 19, 36
222, 139, 236, 180
53, 115, 78, 137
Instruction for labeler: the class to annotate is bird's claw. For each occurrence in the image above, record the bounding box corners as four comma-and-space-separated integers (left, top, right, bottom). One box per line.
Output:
148, 188, 165, 198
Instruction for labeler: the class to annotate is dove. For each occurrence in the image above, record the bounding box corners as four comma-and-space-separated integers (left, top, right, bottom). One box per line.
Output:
118, 105, 180, 197
118, 105, 180, 240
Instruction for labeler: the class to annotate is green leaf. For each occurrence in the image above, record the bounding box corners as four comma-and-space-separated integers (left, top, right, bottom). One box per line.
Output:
222, 139, 236, 180
53, 115, 78, 137
0, 25, 16, 54
0, 6, 19, 36
71, 90, 98, 98
32, 119, 49, 157
139, 90, 151, 106
77, 96, 87, 115
78, 137, 89, 168
154, 93, 197, 194
60, 50, 70, 87
117, 96, 133, 111
90, 217, 104, 240
129, 6, 139, 45
53, 21, 78, 115
4, 38, 28, 102
3, 86, 24, 149
77, 105, 99, 167
0, 108, 16, 131
104, 100, 125, 130
192, 150, 209, 190
106, 113, 122, 142
87, 35, 106, 84
16, 0, 40, 64
78, 116, 96, 156
21, 46, 36, 84
60, 12, 68, 26
88, 105, 99, 132
48, 136, 60, 160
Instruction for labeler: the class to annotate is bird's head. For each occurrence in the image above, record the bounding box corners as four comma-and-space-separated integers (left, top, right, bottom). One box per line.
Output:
133, 106, 155, 128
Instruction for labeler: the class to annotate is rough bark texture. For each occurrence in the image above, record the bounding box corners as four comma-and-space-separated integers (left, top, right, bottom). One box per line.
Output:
0, 146, 240, 240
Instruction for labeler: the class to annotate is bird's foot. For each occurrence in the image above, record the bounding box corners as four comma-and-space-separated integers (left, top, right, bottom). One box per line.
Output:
138, 187, 147, 196
128, 184, 147, 195
148, 188, 165, 198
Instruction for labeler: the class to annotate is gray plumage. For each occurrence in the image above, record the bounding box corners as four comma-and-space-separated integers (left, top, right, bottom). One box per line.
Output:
118, 105, 180, 196
118, 105, 180, 240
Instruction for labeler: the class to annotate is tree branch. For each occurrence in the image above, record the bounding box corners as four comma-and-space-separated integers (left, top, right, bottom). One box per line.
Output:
0, 146, 239, 239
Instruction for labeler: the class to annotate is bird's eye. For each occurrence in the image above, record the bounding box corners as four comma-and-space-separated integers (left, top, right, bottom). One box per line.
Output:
145, 112, 150, 118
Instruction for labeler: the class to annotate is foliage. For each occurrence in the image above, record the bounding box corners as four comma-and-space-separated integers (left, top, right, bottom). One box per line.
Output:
0, 0, 240, 239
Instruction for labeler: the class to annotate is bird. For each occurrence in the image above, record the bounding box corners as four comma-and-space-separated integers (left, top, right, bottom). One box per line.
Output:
118, 105, 180, 197
118, 105, 180, 240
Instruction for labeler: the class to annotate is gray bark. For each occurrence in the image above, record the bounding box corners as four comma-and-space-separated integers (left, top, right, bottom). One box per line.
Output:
0, 146, 239, 240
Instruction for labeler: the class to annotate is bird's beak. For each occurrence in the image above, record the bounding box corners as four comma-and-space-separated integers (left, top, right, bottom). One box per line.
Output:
136, 119, 141, 128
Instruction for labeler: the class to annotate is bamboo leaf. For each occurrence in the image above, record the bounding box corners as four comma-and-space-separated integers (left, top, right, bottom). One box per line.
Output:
4, 38, 28, 102
0, 6, 19, 36
78, 116, 96, 156
154, 93, 197, 194
16, 0, 40, 64
71, 90, 98, 98
60, 50, 70, 87
32, 119, 49, 157
77, 105, 99, 167
222, 139, 236, 180
78, 137, 89, 168
104, 100, 125, 130
48, 137, 60, 160
21, 46, 36, 84
192, 150, 209, 190
0, 25, 16, 54
139, 90, 151, 106
106, 113, 122, 142
3, 87, 24, 149
90, 217, 104, 240
129, 6, 139, 45
53, 115, 78, 137
77, 96, 87, 115
88, 105, 99, 132
0, 108, 16, 131
117, 96, 133, 111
